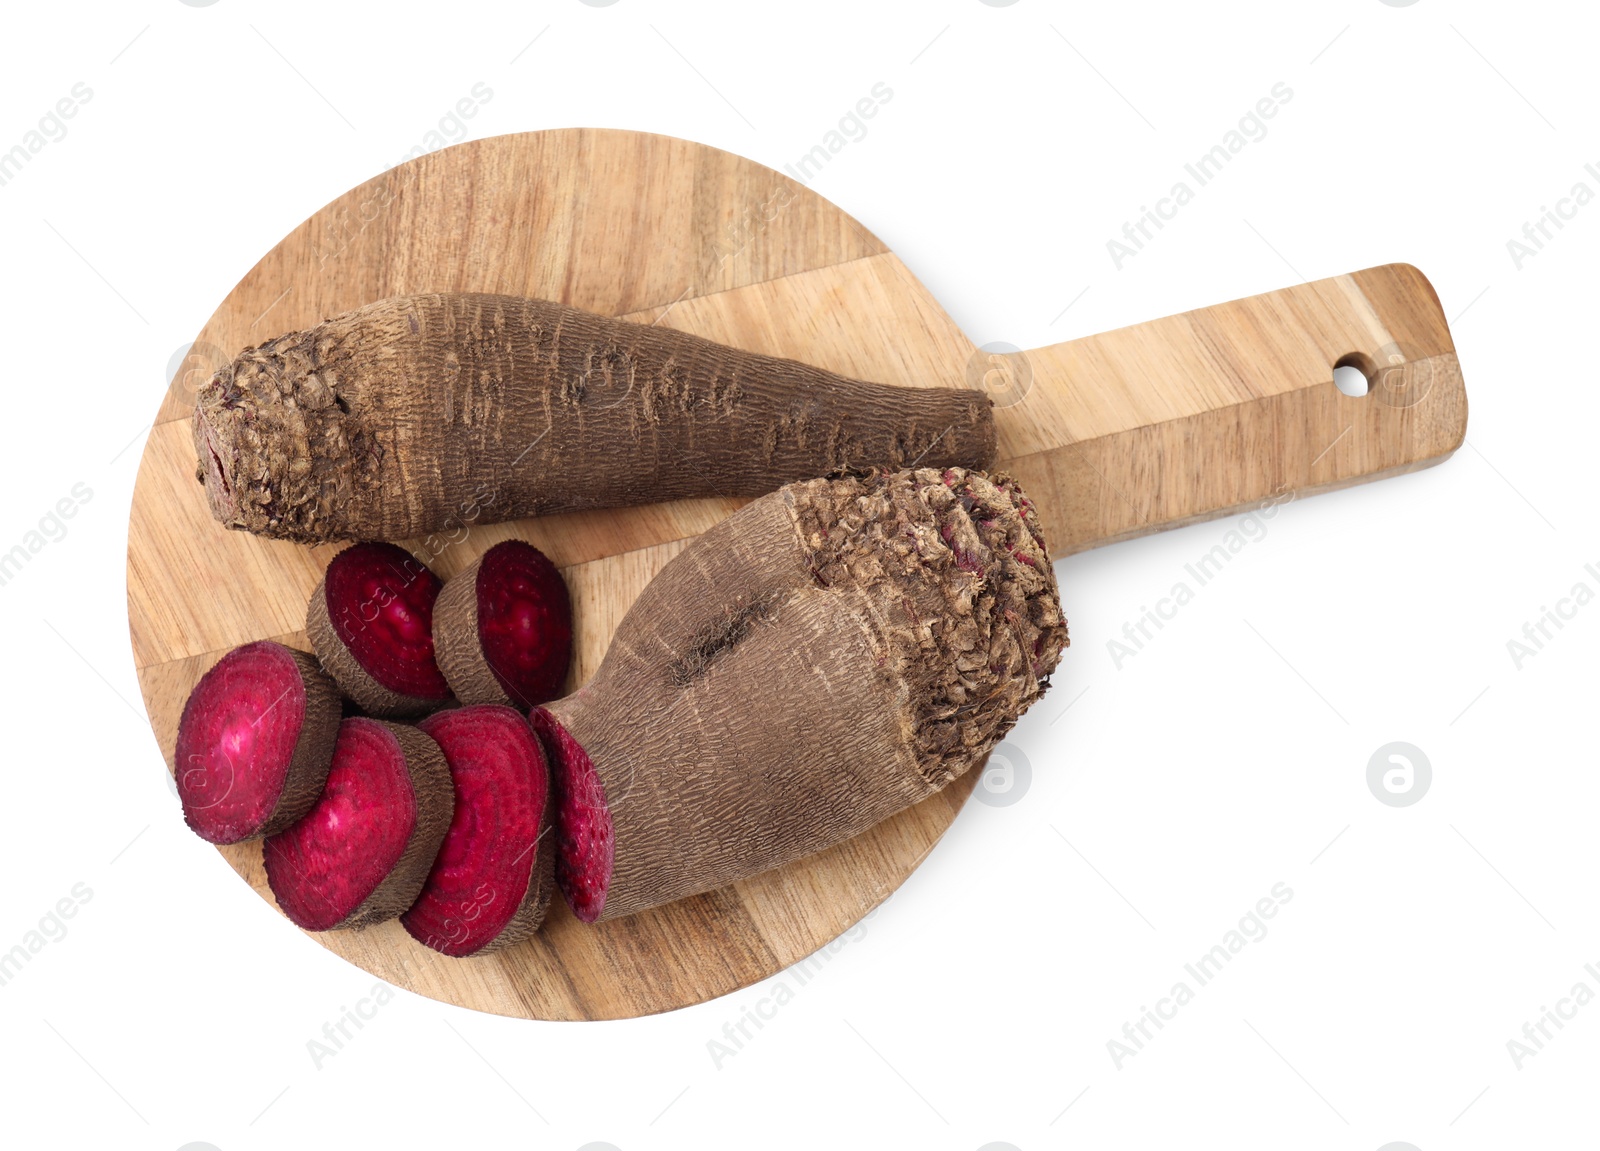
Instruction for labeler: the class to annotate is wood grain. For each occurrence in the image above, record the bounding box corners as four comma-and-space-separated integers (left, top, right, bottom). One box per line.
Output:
127, 128, 1466, 1020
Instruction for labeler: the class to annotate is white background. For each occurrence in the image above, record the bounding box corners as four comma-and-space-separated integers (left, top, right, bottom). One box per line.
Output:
0, 1, 1594, 1148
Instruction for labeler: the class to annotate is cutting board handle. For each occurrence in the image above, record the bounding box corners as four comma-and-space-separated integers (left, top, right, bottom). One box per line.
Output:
990, 263, 1468, 558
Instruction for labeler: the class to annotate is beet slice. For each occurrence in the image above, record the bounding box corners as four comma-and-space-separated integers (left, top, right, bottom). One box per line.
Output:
529, 707, 613, 923
434, 540, 572, 708
175, 642, 341, 844
263, 718, 453, 931
401, 706, 556, 956
307, 541, 453, 717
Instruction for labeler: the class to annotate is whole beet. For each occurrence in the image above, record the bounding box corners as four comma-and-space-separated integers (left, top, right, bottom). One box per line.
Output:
194, 293, 997, 543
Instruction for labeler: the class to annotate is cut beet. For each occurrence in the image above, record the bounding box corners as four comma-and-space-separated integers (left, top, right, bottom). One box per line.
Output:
401, 706, 555, 956
264, 718, 453, 931
434, 540, 572, 708
523, 468, 1065, 922
529, 706, 613, 923
175, 642, 341, 844
307, 541, 453, 717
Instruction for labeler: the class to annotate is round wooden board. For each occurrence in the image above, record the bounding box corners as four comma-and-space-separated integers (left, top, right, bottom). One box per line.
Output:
127, 128, 992, 1021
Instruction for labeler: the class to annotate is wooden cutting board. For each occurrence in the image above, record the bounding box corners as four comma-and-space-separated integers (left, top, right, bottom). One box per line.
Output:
127, 128, 1467, 1020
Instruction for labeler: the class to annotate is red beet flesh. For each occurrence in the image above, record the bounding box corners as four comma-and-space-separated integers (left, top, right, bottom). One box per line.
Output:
324, 542, 451, 700
264, 718, 420, 930
176, 642, 325, 844
530, 707, 613, 923
402, 706, 552, 955
476, 541, 572, 706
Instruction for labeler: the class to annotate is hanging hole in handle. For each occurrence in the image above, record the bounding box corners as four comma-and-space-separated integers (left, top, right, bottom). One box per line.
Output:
1332, 351, 1377, 397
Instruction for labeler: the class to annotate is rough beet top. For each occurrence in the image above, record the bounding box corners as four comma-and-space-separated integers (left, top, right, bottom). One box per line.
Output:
532, 466, 1068, 923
